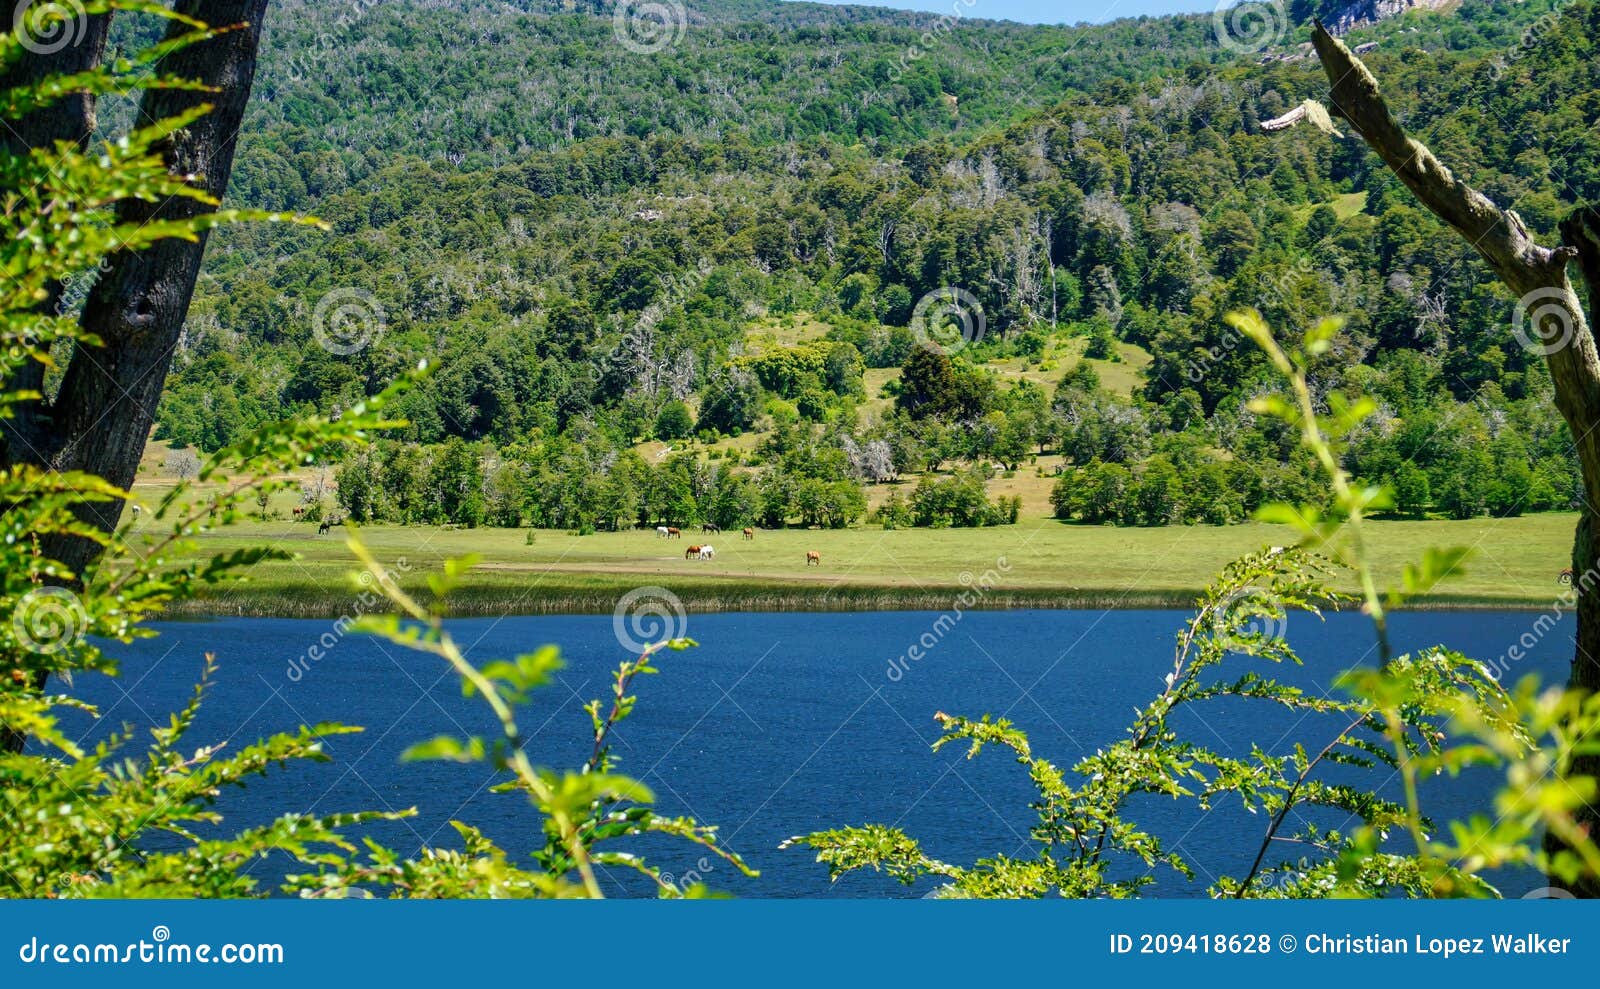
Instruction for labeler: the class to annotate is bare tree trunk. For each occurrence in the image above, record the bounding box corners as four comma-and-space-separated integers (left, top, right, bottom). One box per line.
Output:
1556, 209, 1600, 894
1304, 21, 1600, 895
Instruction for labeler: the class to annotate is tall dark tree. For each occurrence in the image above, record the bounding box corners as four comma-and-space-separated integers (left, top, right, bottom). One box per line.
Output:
2, 1, 273, 570
1, 0, 113, 452
897, 345, 959, 419
1, 2, 273, 753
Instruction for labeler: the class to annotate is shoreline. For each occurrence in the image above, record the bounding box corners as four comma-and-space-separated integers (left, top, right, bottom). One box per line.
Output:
166, 581, 1563, 619
141, 514, 1580, 621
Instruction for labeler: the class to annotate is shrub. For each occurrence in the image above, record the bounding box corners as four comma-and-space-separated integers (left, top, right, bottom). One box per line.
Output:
789, 314, 1600, 898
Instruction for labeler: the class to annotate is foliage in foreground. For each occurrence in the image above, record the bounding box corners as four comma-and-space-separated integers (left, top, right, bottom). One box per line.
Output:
1, 4, 745, 899
787, 314, 1600, 897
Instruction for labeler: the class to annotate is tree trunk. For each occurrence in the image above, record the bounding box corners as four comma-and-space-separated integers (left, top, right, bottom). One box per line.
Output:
0, 1, 113, 464
1551, 209, 1600, 896
4, 0, 271, 573
1304, 21, 1600, 895
1, 1, 272, 755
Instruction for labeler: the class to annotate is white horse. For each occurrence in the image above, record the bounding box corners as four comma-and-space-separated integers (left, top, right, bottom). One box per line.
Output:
699, 545, 715, 560
656, 525, 670, 538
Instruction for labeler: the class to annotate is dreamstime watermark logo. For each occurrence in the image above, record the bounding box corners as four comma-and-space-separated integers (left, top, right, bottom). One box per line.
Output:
1212, 0, 1287, 55
910, 287, 985, 355
881, 0, 977, 82
281, 0, 383, 82
613, 585, 688, 655
1213, 587, 1288, 652
885, 557, 1011, 682
1483, 564, 1599, 682
1242, 858, 1329, 896
1185, 258, 1316, 383
49, 871, 99, 895
613, 0, 686, 54
17, 926, 285, 965
11, 586, 87, 655
660, 855, 715, 895
311, 287, 385, 355
285, 558, 412, 682
1510, 287, 1578, 356
1489, 0, 1577, 80
14, 1, 88, 56
1522, 886, 1577, 899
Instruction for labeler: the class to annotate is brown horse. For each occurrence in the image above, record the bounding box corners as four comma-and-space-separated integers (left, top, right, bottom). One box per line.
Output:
667, 527, 681, 538
742, 527, 755, 540
686, 545, 703, 560
1561, 567, 1575, 584
806, 551, 821, 567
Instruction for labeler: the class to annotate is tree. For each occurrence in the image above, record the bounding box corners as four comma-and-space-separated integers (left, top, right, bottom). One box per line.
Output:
823, 342, 866, 397
1083, 314, 1119, 361
697, 366, 762, 434
896, 345, 959, 419
429, 438, 487, 526
337, 449, 383, 523
1133, 457, 1183, 527
876, 488, 912, 529
1394, 464, 1431, 519
992, 413, 1033, 470
2, 0, 276, 582
654, 400, 694, 441
164, 447, 201, 481
1300, 23, 1600, 893
1049, 469, 1082, 520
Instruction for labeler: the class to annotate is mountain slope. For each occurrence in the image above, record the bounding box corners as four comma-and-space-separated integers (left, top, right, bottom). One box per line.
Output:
138, 0, 1599, 530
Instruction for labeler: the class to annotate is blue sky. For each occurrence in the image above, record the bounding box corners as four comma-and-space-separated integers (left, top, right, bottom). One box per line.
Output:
801, 0, 1226, 25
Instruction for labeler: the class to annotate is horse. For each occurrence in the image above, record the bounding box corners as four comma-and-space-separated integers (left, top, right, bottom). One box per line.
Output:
742, 527, 754, 540
1561, 567, 1575, 584
806, 551, 821, 567
686, 544, 703, 560
292, 506, 305, 518
667, 527, 681, 539
703, 523, 721, 534
656, 525, 670, 538
318, 516, 341, 536
699, 545, 715, 560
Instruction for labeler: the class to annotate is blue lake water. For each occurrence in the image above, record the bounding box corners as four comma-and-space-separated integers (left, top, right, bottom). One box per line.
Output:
64, 608, 1571, 897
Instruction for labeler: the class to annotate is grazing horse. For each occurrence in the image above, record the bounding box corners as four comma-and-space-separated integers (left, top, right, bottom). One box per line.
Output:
806, 551, 821, 567
703, 523, 721, 534
1561, 567, 1575, 584
742, 527, 755, 540
667, 527, 681, 539
656, 525, 670, 538
292, 506, 305, 518
686, 545, 703, 560
699, 545, 715, 560
318, 517, 339, 536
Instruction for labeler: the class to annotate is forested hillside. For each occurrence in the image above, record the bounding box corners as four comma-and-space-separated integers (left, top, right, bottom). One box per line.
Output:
146, 0, 1600, 530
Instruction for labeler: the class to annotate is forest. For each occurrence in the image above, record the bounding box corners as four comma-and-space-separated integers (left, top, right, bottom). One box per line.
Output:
129, 0, 1599, 531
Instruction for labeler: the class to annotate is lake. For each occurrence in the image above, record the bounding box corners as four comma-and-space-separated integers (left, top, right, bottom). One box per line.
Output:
65, 608, 1570, 897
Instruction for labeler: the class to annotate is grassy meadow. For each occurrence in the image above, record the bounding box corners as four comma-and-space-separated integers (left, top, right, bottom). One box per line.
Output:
133, 478, 1580, 616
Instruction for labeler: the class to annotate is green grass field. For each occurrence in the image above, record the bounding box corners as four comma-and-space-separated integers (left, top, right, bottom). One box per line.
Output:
144, 502, 1581, 617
